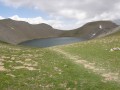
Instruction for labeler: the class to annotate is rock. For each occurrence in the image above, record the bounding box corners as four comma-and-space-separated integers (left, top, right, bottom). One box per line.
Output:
110, 47, 120, 52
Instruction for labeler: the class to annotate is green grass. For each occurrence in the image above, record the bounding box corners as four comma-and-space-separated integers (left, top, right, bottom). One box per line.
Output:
57, 31, 120, 72
0, 32, 120, 90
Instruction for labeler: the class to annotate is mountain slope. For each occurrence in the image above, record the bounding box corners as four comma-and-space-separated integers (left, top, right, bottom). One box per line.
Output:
0, 23, 120, 89
0, 19, 119, 44
0, 19, 62, 44
52, 27, 120, 86
0, 30, 120, 90
60, 21, 118, 39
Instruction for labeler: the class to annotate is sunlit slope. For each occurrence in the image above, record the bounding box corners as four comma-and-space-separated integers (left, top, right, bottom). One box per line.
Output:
53, 30, 120, 83
0, 34, 120, 90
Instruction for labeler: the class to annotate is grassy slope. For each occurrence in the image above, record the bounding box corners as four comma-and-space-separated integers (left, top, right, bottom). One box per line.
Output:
54, 31, 120, 89
0, 31, 120, 90
57, 31, 120, 72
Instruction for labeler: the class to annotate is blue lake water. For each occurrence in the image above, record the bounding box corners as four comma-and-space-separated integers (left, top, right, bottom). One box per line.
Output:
20, 37, 85, 48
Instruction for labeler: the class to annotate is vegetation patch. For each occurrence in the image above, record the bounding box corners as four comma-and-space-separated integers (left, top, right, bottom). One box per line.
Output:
0, 31, 120, 90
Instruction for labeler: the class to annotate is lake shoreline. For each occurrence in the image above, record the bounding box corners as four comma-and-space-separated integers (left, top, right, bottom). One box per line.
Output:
19, 37, 86, 48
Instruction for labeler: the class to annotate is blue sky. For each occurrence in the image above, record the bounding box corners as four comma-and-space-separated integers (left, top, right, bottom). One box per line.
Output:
0, 0, 120, 30
0, 3, 48, 18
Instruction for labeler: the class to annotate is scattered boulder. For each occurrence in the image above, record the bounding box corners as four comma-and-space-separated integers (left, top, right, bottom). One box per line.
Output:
110, 47, 120, 52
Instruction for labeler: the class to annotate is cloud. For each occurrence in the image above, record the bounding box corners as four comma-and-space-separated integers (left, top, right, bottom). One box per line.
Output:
10, 15, 84, 30
0, 16, 4, 19
9, 15, 65, 29
1, 0, 120, 18
0, 15, 69, 30
58, 9, 86, 20
0, 0, 120, 29
10, 15, 50, 24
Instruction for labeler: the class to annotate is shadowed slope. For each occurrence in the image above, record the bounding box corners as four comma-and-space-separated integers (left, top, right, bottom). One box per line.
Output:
0, 19, 119, 45
0, 19, 62, 44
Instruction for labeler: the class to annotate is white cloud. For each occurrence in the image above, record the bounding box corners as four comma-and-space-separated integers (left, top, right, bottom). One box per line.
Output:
0, 16, 4, 19
58, 9, 86, 20
0, 0, 120, 29
1, 0, 120, 19
9, 15, 65, 29
10, 15, 46, 24
12, 15, 84, 30
0, 15, 79, 30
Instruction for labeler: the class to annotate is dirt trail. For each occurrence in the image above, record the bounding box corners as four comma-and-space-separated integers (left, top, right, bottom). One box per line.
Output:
50, 48, 120, 83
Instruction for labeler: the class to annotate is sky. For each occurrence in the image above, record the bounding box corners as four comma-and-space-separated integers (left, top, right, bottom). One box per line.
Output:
0, 0, 120, 30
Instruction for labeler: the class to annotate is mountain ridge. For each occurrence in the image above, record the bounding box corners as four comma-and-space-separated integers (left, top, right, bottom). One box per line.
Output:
0, 19, 119, 44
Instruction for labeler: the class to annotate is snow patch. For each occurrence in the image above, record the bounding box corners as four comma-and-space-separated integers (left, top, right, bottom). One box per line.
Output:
99, 25, 103, 29
90, 33, 96, 38
92, 33, 96, 36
